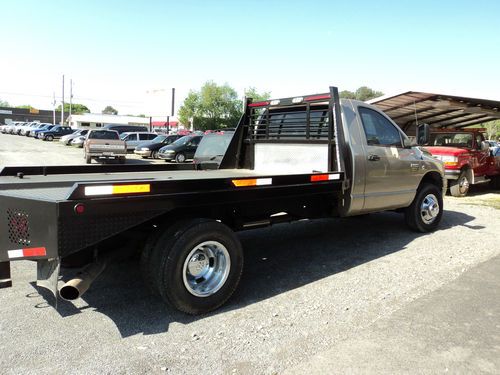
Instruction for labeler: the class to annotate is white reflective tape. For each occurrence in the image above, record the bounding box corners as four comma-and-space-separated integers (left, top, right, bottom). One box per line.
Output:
8, 249, 23, 259
84, 185, 114, 196
328, 174, 340, 180
256, 178, 272, 186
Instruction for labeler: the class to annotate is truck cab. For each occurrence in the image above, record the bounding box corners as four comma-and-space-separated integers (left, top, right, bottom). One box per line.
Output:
424, 128, 499, 196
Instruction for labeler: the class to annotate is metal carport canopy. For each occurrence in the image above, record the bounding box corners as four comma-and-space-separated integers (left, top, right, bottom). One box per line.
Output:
367, 91, 500, 134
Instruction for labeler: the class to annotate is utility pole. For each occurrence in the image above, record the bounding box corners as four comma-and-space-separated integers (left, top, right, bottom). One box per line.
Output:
61, 74, 65, 125
168, 87, 175, 133
69, 79, 73, 118
52, 92, 56, 125
171, 87, 175, 117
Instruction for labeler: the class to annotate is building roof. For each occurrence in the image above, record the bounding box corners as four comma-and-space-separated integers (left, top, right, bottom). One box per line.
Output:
67, 113, 150, 125
367, 91, 500, 131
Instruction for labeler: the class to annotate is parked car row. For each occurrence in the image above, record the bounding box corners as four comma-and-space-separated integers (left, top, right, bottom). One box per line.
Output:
0, 121, 75, 140
1, 121, 235, 166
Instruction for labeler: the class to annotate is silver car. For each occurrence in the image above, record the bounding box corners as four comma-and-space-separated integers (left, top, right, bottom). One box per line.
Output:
60, 129, 89, 145
120, 132, 157, 151
70, 135, 86, 148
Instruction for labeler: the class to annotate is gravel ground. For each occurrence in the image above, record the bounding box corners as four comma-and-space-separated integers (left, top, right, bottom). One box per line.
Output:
0, 133, 499, 374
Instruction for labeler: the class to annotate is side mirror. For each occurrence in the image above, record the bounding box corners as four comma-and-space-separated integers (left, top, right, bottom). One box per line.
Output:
480, 141, 490, 151
416, 123, 430, 145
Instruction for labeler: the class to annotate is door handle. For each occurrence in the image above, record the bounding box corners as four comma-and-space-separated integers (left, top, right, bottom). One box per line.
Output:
368, 154, 380, 161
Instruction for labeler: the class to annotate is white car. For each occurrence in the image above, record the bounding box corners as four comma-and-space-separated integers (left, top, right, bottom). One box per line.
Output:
60, 129, 89, 145
70, 135, 86, 148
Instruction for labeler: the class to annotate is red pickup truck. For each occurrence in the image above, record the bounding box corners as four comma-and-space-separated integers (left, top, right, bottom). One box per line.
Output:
425, 128, 500, 196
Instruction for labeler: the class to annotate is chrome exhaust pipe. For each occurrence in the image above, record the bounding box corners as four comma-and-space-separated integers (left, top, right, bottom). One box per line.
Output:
59, 261, 107, 301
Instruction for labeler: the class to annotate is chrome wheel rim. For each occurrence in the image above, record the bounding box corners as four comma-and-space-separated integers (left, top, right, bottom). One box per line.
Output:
458, 176, 469, 194
182, 241, 230, 297
420, 193, 440, 224
177, 154, 185, 162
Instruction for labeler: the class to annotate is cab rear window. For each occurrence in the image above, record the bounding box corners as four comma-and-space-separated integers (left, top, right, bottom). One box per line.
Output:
88, 130, 119, 140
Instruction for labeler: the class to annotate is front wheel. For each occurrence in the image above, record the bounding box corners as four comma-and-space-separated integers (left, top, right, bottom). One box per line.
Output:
151, 219, 244, 315
151, 150, 158, 159
405, 183, 443, 232
449, 171, 470, 197
175, 153, 186, 163
46, 135, 54, 141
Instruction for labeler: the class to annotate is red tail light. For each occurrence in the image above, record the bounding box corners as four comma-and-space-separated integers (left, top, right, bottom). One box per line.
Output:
248, 101, 270, 108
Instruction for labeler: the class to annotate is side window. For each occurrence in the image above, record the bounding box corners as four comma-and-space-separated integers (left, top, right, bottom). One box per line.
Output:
191, 137, 201, 146
359, 107, 402, 147
475, 133, 484, 149
128, 134, 138, 141
139, 133, 154, 140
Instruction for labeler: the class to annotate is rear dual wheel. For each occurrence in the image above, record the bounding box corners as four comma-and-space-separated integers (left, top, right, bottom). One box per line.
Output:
141, 219, 243, 315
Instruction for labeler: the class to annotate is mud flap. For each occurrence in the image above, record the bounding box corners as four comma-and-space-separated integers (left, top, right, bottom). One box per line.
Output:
37, 258, 60, 302
0, 261, 12, 288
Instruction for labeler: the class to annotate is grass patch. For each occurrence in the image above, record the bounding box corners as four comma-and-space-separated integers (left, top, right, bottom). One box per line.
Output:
459, 197, 500, 209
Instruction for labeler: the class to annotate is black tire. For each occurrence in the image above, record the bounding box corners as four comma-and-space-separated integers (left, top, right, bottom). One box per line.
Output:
46, 135, 54, 141
175, 152, 186, 163
449, 171, 470, 197
140, 219, 188, 295
404, 183, 443, 233
151, 150, 158, 159
152, 219, 243, 315
489, 176, 500, 190
85, 153, 91, 164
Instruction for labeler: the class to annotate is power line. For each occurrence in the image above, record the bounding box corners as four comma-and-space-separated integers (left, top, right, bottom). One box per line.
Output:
0, 91, 144, 104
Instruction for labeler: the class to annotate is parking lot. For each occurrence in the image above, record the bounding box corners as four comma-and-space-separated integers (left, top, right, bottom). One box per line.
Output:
0, 131, 166, 166
0, 133, 499, 374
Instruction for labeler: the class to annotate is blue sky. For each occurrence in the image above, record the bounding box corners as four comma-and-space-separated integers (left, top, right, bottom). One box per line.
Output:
1, 0, 500, 117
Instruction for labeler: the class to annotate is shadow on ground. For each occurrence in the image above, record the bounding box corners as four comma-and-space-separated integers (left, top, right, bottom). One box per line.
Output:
31, 208, 477, 337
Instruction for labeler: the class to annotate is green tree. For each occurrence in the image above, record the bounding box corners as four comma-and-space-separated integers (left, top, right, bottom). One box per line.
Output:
0, 99, 10, 107
481, 120, 500, 140
178, 81, 243, 131
56, 103, 90, 114
102, 105, 118, 115
339, 90, 356, 99
16, 104, 35, 109
178, 91, 201, 126
244, 87, 271, 102
339, 86, 384, 101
